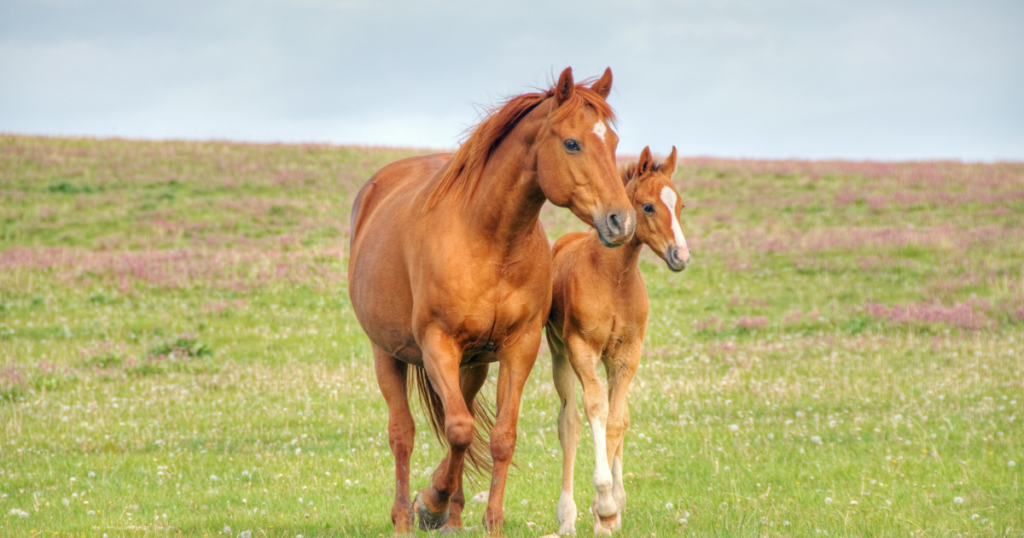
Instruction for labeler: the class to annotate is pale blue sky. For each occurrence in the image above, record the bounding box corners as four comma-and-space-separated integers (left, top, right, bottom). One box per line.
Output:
1, 0, 1021, 160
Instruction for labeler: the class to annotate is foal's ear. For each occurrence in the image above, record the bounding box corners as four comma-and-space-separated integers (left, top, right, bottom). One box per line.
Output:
555, 67, 575, 105
662, 146, 678, 178
637, 146, 654, 178
590, 67, 613, 99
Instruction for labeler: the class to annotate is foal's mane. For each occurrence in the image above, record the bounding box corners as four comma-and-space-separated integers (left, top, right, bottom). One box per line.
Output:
425, 81, 615, 210
620, 158, 667, 186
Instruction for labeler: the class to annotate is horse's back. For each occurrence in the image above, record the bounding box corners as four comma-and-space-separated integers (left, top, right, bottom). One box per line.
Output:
350, 153, 453, 244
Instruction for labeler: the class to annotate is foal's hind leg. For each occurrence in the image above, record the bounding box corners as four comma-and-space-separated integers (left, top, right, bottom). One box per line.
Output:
549, 328, 581, 536
611, 409, 628, 521
373, 345, 416, 536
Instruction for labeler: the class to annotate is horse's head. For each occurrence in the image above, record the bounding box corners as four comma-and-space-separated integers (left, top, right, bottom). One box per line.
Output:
625, 146, 690, 271
534, 67, 635, 247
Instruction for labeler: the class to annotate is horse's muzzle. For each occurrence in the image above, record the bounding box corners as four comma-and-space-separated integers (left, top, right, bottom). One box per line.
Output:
595, 208, 636, 247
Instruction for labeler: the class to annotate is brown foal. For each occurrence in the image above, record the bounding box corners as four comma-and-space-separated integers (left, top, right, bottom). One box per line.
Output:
348, 68, 636, 535
545, 147, 690, 535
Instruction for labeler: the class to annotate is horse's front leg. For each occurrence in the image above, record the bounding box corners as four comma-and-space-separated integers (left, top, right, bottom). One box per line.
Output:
413, 328, 475, 531
483, 328, 542, 533
440, 364, 489, 535
373, 345, 416, 536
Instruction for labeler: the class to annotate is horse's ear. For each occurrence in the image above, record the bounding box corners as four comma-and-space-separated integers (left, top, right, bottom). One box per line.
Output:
662, 146, 678, 178
590, 67, 613, 99
555, 67, 575, 105
637, 146, 653, 178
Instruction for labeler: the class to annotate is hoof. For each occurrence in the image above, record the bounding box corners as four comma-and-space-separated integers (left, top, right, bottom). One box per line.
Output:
600, 511, 621, 531
592, 507, 617, 536
557, 491, 578, 536
393, 503, 415, 536
413, 491, 450, 531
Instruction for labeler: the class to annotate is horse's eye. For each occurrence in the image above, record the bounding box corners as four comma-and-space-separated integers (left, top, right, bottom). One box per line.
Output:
563, 139, 580, 152
643, 203, 654, 214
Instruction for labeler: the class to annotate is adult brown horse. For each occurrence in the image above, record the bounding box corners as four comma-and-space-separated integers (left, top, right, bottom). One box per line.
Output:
347, 67, 635, 535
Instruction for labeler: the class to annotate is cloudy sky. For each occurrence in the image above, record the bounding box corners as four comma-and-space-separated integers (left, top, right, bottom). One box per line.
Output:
1, 0, 1021, 160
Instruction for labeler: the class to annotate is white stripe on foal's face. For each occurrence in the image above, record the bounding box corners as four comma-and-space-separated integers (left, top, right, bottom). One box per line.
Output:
659, 186, 687, 251
592, 121, 607, 142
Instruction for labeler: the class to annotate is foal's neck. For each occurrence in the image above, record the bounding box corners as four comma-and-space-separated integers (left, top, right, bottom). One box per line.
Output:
598, 233, 644, 280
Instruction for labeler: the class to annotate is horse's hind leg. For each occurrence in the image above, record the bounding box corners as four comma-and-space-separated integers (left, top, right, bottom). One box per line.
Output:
414, 328, 475, 530
549, 328, 581, 536
373, 345, 416, 536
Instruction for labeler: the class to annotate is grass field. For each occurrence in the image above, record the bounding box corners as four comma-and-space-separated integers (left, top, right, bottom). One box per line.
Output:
1, 134, 1022, 537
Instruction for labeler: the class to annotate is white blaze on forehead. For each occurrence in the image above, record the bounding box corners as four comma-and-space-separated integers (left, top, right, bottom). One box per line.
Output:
660, 186, 688, 250
592, 120, 607, 142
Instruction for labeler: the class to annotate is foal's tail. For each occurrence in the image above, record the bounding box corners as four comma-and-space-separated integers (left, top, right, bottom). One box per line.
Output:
412, 365, 494, 479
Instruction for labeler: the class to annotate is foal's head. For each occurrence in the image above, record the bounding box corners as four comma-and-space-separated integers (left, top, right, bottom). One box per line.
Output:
623, 147, 690, 271
535, 68, 635, 247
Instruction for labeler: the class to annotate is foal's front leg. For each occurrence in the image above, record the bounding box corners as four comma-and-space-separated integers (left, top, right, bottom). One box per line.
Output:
565, 337, 617, 536
548, 328, 581, 536
603, 342, 640, 531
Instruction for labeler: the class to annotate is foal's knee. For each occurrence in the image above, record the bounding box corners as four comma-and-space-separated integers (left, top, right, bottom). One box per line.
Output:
445, 414, 475, 451
585, 400, 608, 422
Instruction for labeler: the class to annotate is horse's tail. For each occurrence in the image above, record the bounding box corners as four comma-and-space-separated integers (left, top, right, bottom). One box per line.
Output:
412, 365, 494, 479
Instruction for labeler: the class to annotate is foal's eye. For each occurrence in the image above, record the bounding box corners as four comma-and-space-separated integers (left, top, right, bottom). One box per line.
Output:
643, 203, 655, 214
563, 139, 580, 153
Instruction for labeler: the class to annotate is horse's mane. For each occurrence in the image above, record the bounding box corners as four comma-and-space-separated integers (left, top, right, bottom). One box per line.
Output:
620, 158, 667, 186
425, 81, 615, 209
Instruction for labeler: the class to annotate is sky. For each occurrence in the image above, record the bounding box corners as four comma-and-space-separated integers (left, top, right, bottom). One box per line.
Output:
1, 0, 1022, 160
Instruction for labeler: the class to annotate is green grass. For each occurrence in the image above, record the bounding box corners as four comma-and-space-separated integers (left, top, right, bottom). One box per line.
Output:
1, 135, 1022, 537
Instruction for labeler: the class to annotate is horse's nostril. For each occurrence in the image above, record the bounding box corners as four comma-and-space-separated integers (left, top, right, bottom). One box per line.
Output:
608, 212, 621, 232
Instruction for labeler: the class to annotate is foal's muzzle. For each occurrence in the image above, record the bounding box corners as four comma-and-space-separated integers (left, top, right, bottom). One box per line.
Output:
666, 245, 690, 272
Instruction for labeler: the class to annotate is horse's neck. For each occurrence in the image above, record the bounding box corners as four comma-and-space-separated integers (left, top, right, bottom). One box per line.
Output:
459, 110, 548, 249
